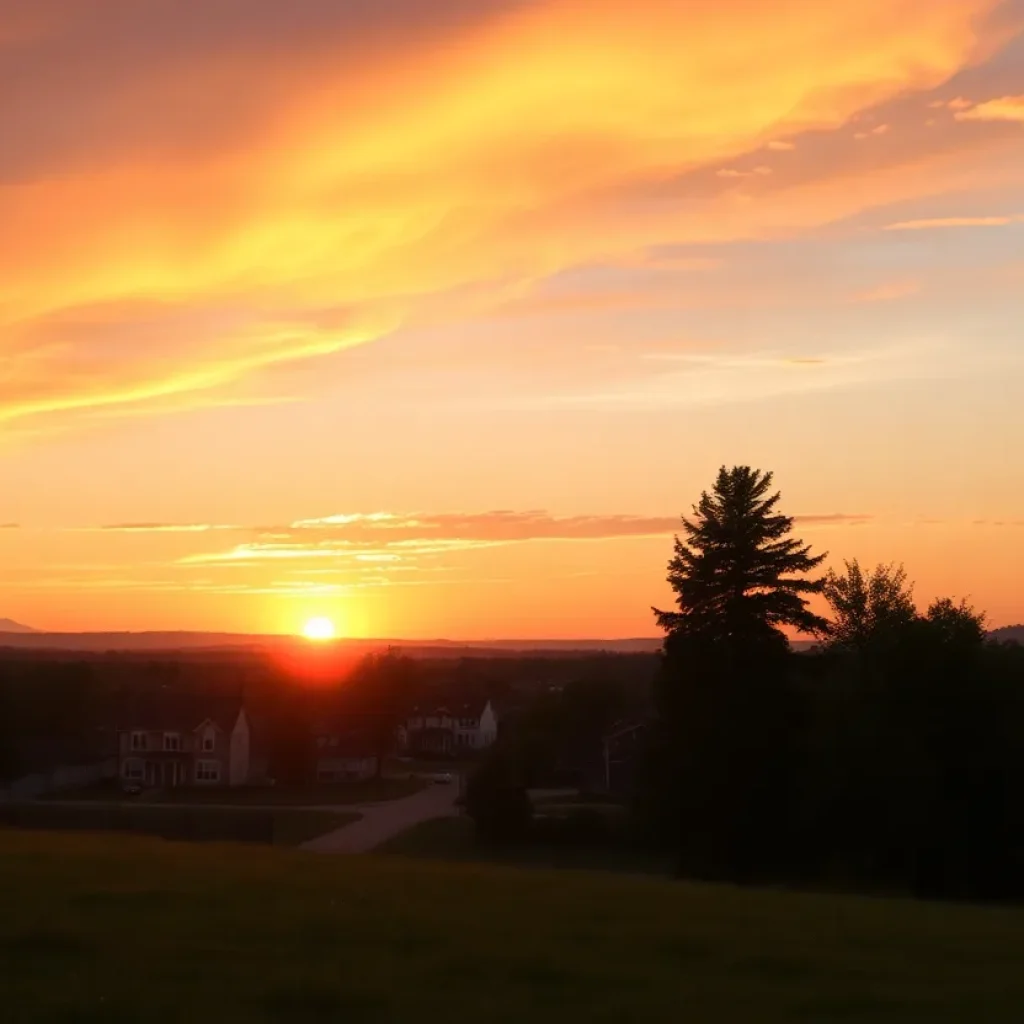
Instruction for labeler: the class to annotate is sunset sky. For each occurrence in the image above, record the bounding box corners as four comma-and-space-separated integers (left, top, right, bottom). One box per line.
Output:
2, 0, 1023, 639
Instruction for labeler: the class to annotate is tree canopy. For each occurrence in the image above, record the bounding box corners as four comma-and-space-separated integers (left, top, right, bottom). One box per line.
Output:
820, 560, 917, 651
654, 465, 827, 647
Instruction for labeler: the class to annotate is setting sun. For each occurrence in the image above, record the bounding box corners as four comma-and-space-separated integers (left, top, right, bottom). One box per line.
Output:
302, 617, 336, 642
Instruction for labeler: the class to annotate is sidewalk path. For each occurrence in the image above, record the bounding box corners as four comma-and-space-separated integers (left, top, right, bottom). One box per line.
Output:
300, 783, 460, 854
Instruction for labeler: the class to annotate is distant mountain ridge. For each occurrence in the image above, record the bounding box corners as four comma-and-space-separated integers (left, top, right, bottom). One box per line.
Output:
0, 631, 662, 654
1, 627, 1018, 654
0, 618, 37, 634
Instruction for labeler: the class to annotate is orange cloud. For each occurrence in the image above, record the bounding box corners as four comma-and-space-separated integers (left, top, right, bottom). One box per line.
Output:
955, 95, 1024, 122
717, 166, 773, 179
854, 123, 891, 139
884, 215, 1022, 230
97, 523, 243, 534
173, 509, 873, 568
0, 0, 1010, 427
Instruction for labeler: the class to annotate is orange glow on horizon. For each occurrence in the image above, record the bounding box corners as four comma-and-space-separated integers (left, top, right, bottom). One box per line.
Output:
1, 2, 1022, 637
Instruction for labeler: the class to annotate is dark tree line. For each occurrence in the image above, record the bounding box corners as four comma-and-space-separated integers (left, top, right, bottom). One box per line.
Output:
466, 464, 1024, 902
644, 465, 1024, 900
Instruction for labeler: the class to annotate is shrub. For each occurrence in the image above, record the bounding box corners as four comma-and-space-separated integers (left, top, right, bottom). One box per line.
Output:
465, 754, 533, 844
531, 808, 614, 847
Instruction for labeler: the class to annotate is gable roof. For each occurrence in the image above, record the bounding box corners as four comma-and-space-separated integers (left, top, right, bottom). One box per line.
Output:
407, 692, 490, 721
117, 683, 244, 735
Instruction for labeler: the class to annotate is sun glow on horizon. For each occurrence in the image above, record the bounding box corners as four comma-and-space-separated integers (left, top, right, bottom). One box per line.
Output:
302, 616, 337, 642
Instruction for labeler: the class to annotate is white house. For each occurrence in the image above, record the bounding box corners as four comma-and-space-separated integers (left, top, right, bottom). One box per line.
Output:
117, 689, 251, 788
402, 695, 498, 755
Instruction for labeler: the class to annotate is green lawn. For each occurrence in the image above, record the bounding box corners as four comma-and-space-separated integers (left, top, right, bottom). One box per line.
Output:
267, 811, 360, 846
4, 830, 1024, 1023
377, 815, 674, 875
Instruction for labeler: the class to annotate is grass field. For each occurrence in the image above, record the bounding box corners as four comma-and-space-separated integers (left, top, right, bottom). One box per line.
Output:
378, 815, 674, 875
4, 830, 1024, 1022
266, 810, 359, 846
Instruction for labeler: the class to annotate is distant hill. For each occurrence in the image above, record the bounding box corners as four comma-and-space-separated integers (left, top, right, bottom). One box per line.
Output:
990, 625, 1024, 645
0, 631, 836, 656
0, 631, 662, 655
0, 618, 37, 634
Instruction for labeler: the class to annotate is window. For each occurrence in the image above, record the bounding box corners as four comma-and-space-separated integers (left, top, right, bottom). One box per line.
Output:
123, 759, 144, 780
163, 732, 181, 752
460, 718, 476, 729
195, 760, 220, 783
201, 733, 215, 752
130, 732, 147, 751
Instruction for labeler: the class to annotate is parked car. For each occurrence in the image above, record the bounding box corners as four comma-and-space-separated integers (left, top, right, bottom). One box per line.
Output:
433, 772, 454, 785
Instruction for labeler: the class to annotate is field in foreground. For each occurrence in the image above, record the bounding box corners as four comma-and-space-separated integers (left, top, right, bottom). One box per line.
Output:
377, 814, 674, 875
3, 830, 1024, 1023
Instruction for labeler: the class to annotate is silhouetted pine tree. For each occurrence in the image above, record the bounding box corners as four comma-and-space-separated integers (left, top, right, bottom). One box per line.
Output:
654, 465, 827, 648
648, 467, 826, 882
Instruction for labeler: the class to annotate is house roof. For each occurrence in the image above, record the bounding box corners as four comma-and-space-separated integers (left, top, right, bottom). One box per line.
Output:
407, 692, 490, 720
116, 684, 245, 734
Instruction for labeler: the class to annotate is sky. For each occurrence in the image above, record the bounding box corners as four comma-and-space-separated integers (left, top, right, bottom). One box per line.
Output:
2, 0, 1023, 639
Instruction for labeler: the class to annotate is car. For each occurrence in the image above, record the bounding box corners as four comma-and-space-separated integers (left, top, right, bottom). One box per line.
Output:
433, 772, 454, 785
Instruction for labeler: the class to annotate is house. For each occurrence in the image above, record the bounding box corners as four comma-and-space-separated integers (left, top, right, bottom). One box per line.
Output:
117, 687, 251, 788
401, 694, 499, 756
602, 718, 650, 796
312, 718, 379, 782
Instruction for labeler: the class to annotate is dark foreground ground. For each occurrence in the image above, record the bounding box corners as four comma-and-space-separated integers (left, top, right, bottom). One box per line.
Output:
3, 828, 1024, 1023
377, 814, 675, 875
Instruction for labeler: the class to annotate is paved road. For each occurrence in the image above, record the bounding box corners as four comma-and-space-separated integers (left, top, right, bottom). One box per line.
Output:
300, 782, 460, 854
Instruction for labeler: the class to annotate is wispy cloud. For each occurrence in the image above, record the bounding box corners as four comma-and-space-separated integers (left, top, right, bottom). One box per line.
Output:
283, 511, 682, 542
930, 96, 975, 111
883, 215, 1022, 231
795, 514, 874, 526
955, 95, 1024, 123
716, 166, 772, 179
854, 123, 891, 139
0, 0, 1008, 429
97, 523, 243, 534
176, 509, 873, 569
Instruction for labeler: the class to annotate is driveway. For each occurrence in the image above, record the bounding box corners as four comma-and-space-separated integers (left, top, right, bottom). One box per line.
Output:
300, 781, 460, 854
